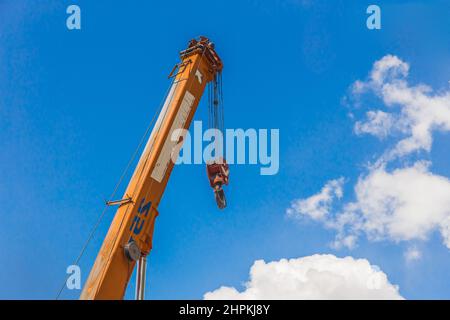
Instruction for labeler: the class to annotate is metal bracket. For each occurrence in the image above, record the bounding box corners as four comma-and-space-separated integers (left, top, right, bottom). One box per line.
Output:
106, 196, 133, 207
168, 60, 191, 79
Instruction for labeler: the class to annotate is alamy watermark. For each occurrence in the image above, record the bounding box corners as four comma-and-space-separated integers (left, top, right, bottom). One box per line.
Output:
66, 265, 81, 290
170, 121, 279, 176
66, 5, 81, 30
66, 4, 381, 31
366, 4, 381, 30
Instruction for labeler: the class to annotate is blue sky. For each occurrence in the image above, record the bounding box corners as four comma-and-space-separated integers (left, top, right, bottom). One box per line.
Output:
0, 0, 449, 299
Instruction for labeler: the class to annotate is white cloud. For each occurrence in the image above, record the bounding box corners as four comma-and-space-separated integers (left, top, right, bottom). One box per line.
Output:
352, 55, 450, 161
354, 110, 394, 139
294, 162, 450, 250
288, 55, 450, 254
286, 178, 344, 221
370, 54, 409, 86
346, 162, 450, 246
404, 246, 422, 262
204, 254, 403, 300
331, 234, 358, 250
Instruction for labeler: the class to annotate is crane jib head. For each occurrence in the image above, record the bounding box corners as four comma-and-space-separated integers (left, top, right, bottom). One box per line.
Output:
180, 36, 223, 76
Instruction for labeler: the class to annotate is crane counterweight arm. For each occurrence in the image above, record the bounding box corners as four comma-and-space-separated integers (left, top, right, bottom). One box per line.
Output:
80, 37, 223, 300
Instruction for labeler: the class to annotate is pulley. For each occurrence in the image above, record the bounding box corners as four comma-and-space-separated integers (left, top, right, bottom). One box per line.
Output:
124, 240, 141, 261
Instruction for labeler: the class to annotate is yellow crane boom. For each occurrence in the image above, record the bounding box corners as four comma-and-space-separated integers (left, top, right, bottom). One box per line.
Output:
80, 37, 223, 299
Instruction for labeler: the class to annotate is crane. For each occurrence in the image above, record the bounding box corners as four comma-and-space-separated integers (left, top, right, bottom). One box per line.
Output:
80, 37, 227, 300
